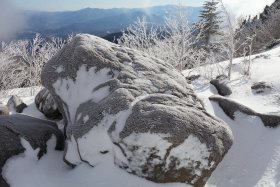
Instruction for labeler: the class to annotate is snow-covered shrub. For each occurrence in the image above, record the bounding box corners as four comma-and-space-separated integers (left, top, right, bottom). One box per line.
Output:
0, 34, 72, 93
117, 17, 159, 55
199, 52, 227, 80
216, 0, 256, 79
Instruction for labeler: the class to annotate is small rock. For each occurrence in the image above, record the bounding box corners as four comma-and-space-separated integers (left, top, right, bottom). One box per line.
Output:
210, 75, 232, 96
186, 74, 201, 82
7, 95, 27, 113
35, 88, 62, 119
251, 82, 272, 94
254, 54, 271, 59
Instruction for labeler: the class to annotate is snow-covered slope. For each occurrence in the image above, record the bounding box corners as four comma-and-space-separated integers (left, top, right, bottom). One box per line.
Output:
183, 45, 280, 187
183, 45, 280, 115
2, 46, 280, 187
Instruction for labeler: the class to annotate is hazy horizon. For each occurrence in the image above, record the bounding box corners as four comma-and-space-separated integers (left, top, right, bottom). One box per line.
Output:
8, 0, 275, 17
14, 4, 203, 13
11, 0, 204, 12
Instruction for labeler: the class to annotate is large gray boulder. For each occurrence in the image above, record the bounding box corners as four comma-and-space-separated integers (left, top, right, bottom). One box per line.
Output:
35, 88, 62, 119
41, 34, 233, 187
0, 114, 64, 187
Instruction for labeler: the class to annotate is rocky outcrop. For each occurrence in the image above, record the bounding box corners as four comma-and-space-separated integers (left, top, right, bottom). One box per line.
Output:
0, 114, 64, 187
237, 0, 280, 54
7, 95, 27, 113
42, 34, 233, 187
210, 75, 232, 96
35, 88, 62, 119
210, 95, 280, 128
259, 0, 280, 22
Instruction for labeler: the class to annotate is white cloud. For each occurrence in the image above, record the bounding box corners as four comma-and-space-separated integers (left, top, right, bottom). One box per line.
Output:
222, 0, 275, 17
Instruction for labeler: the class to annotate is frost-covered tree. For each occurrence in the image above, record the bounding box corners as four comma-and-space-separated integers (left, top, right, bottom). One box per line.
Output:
118, 5, 206, 71
218, 0, 255, 79
0, 34, 72, 93
156, 6, 206, 70
117, 17, 159, 55
199, 0, 222, 46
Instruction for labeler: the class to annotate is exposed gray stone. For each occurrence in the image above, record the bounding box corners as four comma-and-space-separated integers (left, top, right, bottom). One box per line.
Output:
7, 95, 27, 113
0, 114, 64, 187
42, 34, 233, 187
251, 82, 272, 94
210, 95, 280, 128
35, 88, 62, 119
186, 74, 201, 82
210, 75, 232, 96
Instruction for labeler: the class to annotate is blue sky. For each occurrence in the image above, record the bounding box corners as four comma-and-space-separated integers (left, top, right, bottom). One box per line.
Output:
11, 0, 205, 11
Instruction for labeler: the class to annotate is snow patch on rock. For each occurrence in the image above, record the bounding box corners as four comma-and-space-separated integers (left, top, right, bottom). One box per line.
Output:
74, 95, 151, 166
167, 135, 211, 176
65, 135, 82, 166
55, 65, 64, 73
53, 65, 118, 123
120, 133, 172, 175
77, 125, 113, 166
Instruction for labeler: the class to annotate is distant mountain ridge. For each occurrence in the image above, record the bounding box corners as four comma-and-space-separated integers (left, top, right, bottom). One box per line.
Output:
17, 5, 202, 40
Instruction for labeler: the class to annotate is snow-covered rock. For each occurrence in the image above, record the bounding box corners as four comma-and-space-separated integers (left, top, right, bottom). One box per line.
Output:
0, 114, 64, 187
210, 95, 280, 128
186, 75, 201, 82
35, 88, 62, 119
251, 82, 272, 94
7, 95, 27, 113
41, 34, 233, 187
210, 75, 232, 96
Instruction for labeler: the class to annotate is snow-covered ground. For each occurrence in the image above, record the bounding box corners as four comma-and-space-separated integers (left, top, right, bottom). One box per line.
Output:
2, 46, 280, 187
183, 46, 280, 115
4, 137, 190, 187
184, 46, 280, 187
